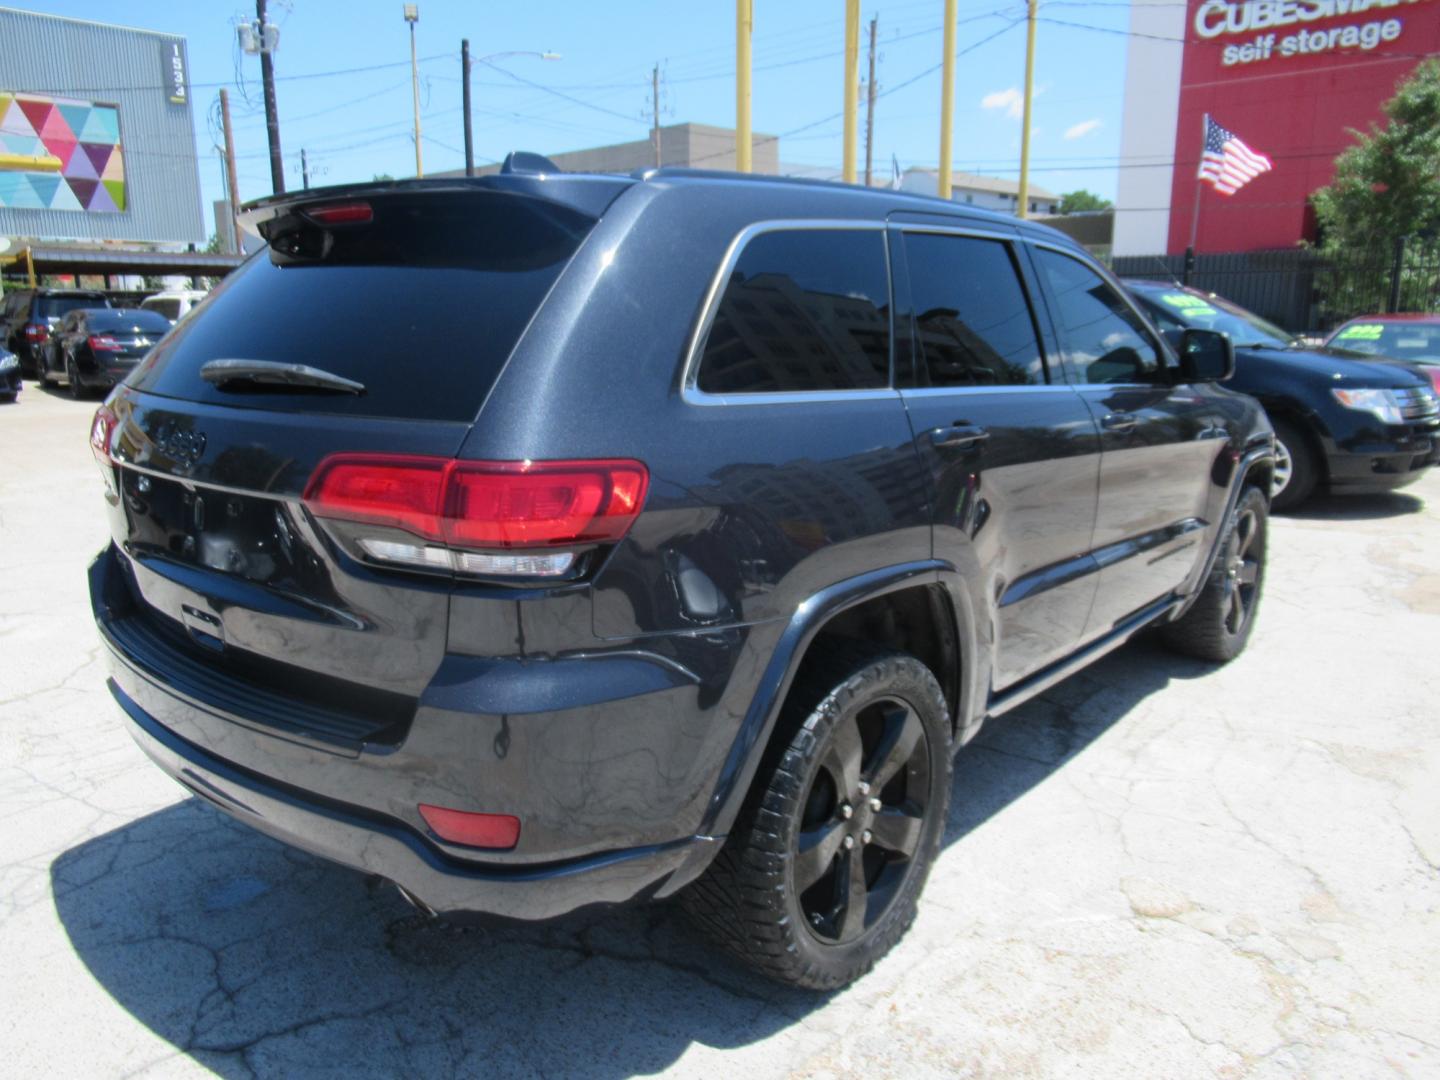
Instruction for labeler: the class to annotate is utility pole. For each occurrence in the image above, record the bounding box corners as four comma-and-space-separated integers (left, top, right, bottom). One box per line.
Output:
219, 88, 242, 253
301, 147, 310, 190
1016, 0, 1039, 219
462, 39, 474, 176
405, 5, 422, 178
863, 15, 878, 188
938, 0, 956, 200
651, 63, 662, 168
842, 0, 859, 183
736, 0, 752, 172
257, 0, 284, 194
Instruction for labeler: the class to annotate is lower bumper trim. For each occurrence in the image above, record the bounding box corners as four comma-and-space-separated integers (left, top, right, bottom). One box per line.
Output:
109, 678, 719, 921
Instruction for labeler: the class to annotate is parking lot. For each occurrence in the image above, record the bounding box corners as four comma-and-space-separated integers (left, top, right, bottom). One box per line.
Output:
2, 384, 1438, 1078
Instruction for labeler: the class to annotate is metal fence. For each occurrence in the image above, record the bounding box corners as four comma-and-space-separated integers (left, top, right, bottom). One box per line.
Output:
1111, 239, 1440, 335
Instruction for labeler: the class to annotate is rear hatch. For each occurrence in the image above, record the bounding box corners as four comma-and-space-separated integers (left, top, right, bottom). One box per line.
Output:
96, 182, 608, 752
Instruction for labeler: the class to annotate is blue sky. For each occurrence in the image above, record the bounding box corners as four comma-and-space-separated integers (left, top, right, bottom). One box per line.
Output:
25, 0, 1135, 227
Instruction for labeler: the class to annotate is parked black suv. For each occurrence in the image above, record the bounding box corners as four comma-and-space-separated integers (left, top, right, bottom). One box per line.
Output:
90, 166, 1274, 988
2, 287, 110, 378
1125, 280, 1440, 509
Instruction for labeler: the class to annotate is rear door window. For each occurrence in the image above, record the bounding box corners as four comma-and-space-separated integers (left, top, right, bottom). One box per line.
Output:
695, 227, 891, 394
128, 191, 595, 421
902, 232, 1047, 386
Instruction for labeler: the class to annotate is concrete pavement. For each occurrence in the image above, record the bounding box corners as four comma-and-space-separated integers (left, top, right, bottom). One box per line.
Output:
2, 385, 1437, 1078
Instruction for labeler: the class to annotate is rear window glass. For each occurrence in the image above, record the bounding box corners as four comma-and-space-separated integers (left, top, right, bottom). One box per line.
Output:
92, 309, 172, 333
696, 228, 890, 394
143, 298, 183, 320
38, 295, 107, 318
129, 192, 593, 420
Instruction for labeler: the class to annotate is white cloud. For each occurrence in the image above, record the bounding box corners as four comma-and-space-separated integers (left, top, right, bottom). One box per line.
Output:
981, 87, 1024, 119
1064, 118, 1102, 140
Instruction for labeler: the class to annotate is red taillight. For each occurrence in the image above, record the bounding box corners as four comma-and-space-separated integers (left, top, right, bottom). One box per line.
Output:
88, 334, 121, 352
304, 201, 373, 225
418, 804, 520, 849
303, 455, 649, 571
90, 404, 116, 466
24, 323, 48, 342
1429, 368, 1440, 396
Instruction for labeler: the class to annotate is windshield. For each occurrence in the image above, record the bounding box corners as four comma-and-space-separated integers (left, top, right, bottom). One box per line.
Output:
1136, 287, 1294, 347
1328, 321, 1440, 362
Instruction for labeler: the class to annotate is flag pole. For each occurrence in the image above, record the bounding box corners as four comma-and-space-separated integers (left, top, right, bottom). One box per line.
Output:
1185, 113, 1207, 285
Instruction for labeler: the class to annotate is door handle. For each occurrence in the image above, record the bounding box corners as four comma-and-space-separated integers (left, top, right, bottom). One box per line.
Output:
1101, 412, 1138, 433
929, 423, 991, 449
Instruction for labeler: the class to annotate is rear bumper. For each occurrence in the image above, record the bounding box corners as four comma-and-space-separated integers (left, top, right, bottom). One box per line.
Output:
108, 674, 720, 920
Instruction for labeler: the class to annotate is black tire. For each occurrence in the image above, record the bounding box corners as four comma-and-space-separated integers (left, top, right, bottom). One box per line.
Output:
1161, 485, 1267, 663
1269, 417, 1318, 511
682, 644, 952, 990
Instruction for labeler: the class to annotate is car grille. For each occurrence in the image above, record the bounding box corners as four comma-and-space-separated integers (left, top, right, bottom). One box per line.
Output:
1396, 386, 1439, 422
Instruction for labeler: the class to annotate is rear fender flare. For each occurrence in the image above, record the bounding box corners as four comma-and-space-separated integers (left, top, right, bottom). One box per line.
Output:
697, 559, 975, 840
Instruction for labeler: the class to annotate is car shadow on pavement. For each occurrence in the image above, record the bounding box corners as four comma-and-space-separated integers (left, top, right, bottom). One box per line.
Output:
51, 637, 1206, 1078
1280, 491, 1425, 521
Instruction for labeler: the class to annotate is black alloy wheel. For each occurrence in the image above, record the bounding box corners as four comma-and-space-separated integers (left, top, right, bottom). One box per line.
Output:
1161, 484, 1268, 662
683, 645, 952, 989
794, 695, 932, 944
1220, 502, 1262, 636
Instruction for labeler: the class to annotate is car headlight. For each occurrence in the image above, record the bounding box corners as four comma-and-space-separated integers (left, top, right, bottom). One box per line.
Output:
0, 352, 17, 373
1332, 388, 1406, 425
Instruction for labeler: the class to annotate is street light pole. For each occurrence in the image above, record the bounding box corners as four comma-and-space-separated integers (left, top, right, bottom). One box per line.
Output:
405, 4, 422, 178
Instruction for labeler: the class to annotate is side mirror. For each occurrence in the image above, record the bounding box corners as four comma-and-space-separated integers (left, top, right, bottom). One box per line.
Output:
1178, 328, 1235, 383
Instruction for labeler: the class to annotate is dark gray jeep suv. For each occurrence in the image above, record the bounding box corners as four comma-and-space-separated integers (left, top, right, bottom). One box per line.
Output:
89, 160, 1275, 988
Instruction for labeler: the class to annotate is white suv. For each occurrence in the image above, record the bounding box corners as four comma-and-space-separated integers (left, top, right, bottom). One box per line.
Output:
140, 289, 208, 325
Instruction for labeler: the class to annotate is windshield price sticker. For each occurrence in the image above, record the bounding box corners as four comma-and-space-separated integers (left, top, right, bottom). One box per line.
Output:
1160, 292, 1220, 316
1337, 323, 1384, 340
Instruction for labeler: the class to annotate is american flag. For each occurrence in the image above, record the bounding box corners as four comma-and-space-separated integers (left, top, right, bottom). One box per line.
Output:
1198, 115, 1273, 196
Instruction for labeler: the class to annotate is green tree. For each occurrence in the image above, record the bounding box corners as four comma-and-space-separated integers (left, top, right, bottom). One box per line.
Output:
1057, 189, 1112, 214
372, 173, 395, 182
1312, 59, 1440, 316
203, 232, 224, 254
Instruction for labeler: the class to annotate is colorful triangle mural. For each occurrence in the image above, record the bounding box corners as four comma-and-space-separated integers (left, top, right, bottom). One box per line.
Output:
87, 181, 117, 213
0, 99, 38, 139
66, 176, 99, 208
82, 142, 112, 176
0, 94, 125, 214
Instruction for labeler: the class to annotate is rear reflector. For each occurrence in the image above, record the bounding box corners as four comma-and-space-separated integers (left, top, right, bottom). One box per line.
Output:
418, 804, 521, 849
304, 201, 373, 225
305, 455, 649, 556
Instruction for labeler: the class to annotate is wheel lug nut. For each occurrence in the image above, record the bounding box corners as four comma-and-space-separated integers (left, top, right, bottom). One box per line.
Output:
857, 781, 870, 796
861, 829, 873, 845
839, 804, 853, 820
842, 835, 855, 850
868, 797, 882, 811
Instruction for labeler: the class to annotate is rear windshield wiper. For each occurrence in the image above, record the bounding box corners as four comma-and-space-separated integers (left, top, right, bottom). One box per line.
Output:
199, 359, 365, 395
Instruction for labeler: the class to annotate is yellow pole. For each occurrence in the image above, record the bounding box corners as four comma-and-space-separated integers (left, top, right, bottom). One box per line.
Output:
26, 246, 35, 288
938, 0, 956, 201
1017, 0, 1039, 218
410, 19, 423, 178
736, 0, 752, 172
843, 0, 860, 184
